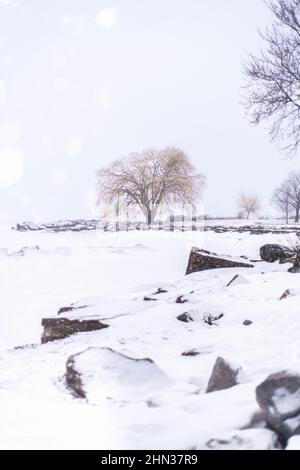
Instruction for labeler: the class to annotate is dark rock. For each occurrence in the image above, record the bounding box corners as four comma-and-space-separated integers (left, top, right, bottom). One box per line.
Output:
186, 247, 253, 275
13, 343, 38, 351
177, 312, 194, 323
57, 304, 88, 315
256, 371, 300, 439
206, 357, 247, 393
58, 306, 74, 315
203, 313, 224, 326
260, 244, 295, 263
181, 349, 200, 357
176, 295, 188, 304
280, 290, 290, 300
243, 320, 253, 326
41, 317, 109, 343
143, 296, 158, 302
153, 288, 168, 295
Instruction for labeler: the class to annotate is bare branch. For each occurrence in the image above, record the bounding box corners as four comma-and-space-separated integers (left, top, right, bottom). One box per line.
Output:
243, 0, 300, 153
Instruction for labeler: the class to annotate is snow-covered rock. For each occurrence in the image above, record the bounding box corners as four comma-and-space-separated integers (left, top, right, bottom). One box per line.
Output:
176, 309, 224, 326
202, 429, 281, 450
186, 247, 254, 275
226, 274, 250, 287
279, 288, 300, 300
177, 312, 194, 323
65, 347, 172, 403
206, 357, 248, 393
256, 371, 300, 439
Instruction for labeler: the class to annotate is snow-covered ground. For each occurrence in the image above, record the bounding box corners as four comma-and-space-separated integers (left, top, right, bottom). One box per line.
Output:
0, 226, 300, 449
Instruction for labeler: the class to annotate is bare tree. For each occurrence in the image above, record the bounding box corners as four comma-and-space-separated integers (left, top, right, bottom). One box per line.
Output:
272, 181, 292, 223
97, 147, 205, 225
239, 193, 261, 219
243, 0, 300, 153
286, 171, 300, 221
272, 172, 300, 222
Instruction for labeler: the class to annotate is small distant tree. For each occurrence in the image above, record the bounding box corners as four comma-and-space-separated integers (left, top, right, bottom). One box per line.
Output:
272, 181, 292, 224
97, 147, 205, 225
238, 193, 261, 219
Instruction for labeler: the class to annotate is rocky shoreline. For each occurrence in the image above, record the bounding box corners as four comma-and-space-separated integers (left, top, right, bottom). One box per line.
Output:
13, 219, 300, 234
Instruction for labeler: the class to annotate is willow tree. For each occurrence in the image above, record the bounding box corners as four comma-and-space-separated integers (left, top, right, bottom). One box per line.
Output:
97, 147, 205, 225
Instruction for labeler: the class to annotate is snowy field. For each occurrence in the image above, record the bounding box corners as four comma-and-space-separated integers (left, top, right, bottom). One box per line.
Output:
1, 225, 300, 449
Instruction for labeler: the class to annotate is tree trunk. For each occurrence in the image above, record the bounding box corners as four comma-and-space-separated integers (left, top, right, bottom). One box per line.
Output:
141, 205, 158, 226
295, 205, 300, 223
285, 203, 289, 225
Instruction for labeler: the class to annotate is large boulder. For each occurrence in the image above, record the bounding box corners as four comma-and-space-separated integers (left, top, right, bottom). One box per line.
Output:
206, 357, 248, 393
65, 347, 171, 402
186, 248, 253, 275
256, 371, 300, 439
202, 429, 282, 450
260, 244, 295, 263
41, 317, 109, 343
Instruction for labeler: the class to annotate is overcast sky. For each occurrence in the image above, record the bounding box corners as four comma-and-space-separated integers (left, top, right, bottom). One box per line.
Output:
0, 0, 299, 224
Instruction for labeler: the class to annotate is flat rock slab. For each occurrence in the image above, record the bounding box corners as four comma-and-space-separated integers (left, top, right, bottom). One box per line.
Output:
186, 247, 253, 275
41, 317, 109, 344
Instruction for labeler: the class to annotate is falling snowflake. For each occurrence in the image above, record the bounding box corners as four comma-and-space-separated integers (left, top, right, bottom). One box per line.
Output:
96, 8, 118, 29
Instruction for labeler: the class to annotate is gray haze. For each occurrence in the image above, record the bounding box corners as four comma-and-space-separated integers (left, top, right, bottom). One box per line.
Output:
0, 0, 299, 224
